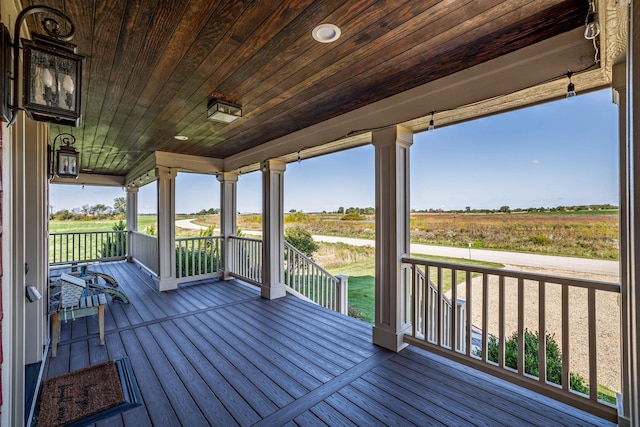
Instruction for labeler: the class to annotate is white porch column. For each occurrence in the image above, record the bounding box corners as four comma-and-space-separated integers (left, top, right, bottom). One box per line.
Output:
261, 159, 287, 299
372, 126, 413, 352
6, 112, 26, 427
125, 186, 138, 262
218, 172, 238, 280
24, 121, 48, 365
619, 4, 640, 426
157, 166, 177, 291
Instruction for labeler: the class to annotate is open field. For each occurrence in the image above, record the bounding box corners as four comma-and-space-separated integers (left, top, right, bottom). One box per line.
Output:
227, 211, 619, 260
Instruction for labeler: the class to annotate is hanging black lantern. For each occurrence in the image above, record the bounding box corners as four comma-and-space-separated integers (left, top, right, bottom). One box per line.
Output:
22, 34, 83, 126
53, 133, 80, 179
0, 6, 84, 127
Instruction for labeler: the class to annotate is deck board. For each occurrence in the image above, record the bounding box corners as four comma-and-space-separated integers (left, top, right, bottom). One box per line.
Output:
40, 261, 616, 427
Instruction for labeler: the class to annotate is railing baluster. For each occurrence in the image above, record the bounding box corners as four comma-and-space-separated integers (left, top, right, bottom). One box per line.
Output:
451, 268, 457, 351
588, 287, 597, 400
412, 264, 418, 338
482, 272, 489, 363
499, 275, 505, 368
436, 267, 442, 347
562, 284, 570, 391
466, 270, 472, 356
517, 278, 525, 375
539, 280, 547, 384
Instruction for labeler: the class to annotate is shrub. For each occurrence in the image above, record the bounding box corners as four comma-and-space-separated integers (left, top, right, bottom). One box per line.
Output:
101, 220, 126, 258
340, 213, 365, 221
199, 225, 216, 237
175, 244, 219, 277
284, 226, 319, 258
143, 224, 157, 236
476, 329, 615, 404
348, 304, 364, 320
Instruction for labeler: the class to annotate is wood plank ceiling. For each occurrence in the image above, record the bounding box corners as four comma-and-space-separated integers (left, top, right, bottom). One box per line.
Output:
22, 0, 588, 177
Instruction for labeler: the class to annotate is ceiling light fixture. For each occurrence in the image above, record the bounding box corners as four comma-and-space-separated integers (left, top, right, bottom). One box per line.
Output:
428, 111, 435, 131
312, 24, 341, 43
174, 135, 189, 141
207, 99, 242, 123
566, 72, 576, 99
1, 6, 84, 127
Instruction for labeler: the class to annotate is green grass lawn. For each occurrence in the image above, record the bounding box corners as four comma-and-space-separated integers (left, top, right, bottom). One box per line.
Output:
50, 216, 158, 233
329, 254, 503, 324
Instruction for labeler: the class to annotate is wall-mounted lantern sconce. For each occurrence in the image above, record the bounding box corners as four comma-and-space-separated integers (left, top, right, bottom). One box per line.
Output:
1, 6, 84, 127
207, 99, 242, 123
49, 133, 79, 179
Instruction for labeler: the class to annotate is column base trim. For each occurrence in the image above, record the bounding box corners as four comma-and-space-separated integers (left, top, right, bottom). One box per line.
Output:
261, 283, 287, 300
158, 278, 178, 292
372, 325, 411, 352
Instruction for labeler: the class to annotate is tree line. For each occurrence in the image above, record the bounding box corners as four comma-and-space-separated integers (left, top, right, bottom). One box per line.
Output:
50, 197, 126, 220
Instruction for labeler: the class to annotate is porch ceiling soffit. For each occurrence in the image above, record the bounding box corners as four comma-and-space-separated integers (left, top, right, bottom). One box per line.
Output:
223, 26, 603, 173
51, 174, 126, 187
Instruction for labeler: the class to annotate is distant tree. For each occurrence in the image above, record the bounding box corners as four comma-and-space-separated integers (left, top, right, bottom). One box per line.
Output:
81, 204, 91, 215
499, 205, 511, 213
113, 197, 126, 215
465, 206, 471, 213
53, 209, 74, 220
92, 204, 110, 215
289, 209, 297, 213
337, 207, 344, 214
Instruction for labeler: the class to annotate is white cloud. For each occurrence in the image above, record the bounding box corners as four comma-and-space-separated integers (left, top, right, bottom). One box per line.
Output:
531, 159, 540, 164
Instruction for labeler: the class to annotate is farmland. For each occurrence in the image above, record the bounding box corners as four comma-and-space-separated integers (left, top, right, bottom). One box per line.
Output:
233, 211, 619, 260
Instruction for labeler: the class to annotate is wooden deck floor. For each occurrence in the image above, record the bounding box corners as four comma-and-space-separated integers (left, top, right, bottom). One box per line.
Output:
41, 261, 614, 427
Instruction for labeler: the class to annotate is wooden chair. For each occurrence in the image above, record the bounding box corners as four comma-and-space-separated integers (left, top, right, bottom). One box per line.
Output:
51, 273, 107, 357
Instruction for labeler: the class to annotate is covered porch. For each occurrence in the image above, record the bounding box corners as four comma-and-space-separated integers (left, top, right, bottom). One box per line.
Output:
1, 1, 639, 426
45, 261, 612, 426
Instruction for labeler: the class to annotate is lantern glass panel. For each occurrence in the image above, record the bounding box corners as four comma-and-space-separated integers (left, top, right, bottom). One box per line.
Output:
28, 48, 77, 111
56, 151, 78, 178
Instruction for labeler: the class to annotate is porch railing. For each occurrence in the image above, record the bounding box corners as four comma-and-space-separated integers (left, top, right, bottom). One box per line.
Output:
130, 231, 159, 276
227, 236, 348, 314
175, 236, 222, 283
49, 231, 127, 266
285, 241, 348, 314
228, 236, 263, 286
402, 257, 620, 422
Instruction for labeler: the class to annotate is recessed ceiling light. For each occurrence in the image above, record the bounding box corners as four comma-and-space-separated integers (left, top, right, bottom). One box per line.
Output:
174, 135, 189, 140
312, 24, 341, 43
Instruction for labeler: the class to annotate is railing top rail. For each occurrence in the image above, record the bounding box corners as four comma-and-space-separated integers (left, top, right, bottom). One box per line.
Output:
229, 235, 262, 243
285, 241, 338, 281
175, 235, 222, 242
131, 230, 158, 238
50, 230, 125, 236
402, 256, 620, 293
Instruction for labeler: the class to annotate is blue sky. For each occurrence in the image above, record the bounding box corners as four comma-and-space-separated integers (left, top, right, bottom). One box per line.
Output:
51, 89, 619, 214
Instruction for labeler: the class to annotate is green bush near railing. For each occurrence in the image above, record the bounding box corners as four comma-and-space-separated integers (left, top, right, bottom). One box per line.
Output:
175, 244, 219, 277
101, 220, 126, 258
477, 329, 617, 405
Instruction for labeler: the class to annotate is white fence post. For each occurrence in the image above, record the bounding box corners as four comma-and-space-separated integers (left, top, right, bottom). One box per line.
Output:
336, 275, 349, 315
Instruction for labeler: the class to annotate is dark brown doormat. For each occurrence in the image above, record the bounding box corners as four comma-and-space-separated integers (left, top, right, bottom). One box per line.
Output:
36, 357, 141, 427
